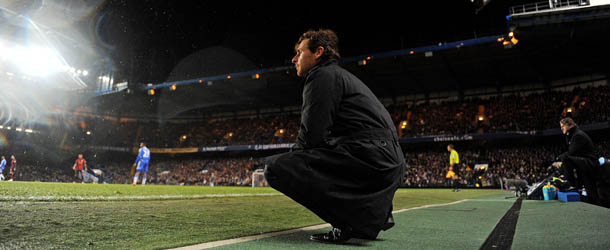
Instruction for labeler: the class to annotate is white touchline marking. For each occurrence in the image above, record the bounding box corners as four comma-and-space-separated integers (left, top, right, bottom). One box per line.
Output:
168, 199, 470, 250
0, 193, 282, 201
391, 199, 468, 213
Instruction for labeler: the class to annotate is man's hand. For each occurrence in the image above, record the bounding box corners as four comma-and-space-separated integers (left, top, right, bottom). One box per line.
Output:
552, 161, 562, 168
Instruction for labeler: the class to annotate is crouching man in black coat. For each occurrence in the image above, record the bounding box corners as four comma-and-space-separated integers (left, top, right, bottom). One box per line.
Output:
264, 29, 406, 243
557, 118, 600, 205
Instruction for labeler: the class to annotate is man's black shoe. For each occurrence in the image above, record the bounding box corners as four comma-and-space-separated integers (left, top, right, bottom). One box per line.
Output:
381, 214, 395, 231
310, 227, 352, 244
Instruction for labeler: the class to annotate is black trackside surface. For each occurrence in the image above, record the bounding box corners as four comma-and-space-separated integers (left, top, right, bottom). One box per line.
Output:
479, 197, 524, 250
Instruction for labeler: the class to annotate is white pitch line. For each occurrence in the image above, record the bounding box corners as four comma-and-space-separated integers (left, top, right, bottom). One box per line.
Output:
170, 223, 332, 250
0, 193, 282, 201
169, 199, 470, 250
391, 199, 468, 213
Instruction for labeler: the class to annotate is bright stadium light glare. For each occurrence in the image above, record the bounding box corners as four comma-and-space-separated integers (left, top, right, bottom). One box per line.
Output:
82, 70, 89, 76
10, 45, 65, 76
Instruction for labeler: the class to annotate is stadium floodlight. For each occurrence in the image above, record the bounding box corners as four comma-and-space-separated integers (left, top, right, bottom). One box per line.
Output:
10, 45, 65, 77
0, 125, 3, 129
15, 128, 22, 132
82, 70, 89, 76
25, 129, 33, 133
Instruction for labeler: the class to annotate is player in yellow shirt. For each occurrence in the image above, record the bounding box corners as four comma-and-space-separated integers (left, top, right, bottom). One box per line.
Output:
447, 144, 460, 192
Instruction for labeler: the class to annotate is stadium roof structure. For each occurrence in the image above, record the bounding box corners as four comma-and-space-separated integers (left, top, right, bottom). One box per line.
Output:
89, 1, 610, 120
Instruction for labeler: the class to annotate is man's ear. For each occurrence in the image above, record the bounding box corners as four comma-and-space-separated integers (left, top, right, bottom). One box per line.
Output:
314, 46, 324, 60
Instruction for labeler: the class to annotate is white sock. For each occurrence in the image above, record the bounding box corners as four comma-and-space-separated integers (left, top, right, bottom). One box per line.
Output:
142, 177, 147, 185
133, 176, 138, 184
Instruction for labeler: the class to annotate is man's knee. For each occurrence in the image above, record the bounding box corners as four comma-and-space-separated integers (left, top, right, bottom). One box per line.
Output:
264, 163, 281, 187
264, 153, 304, 188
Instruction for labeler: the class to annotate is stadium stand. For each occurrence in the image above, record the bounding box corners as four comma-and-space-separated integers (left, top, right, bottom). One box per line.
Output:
1, 82, 609, 188
48, 84, 610, 148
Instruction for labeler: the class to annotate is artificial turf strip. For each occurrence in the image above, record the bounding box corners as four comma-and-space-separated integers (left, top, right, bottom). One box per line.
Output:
207, 194, 516, 250
512, 200, 610, 250
0, 183, 505, 250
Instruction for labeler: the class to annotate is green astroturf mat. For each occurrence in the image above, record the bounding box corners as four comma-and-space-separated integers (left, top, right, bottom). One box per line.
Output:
209, 194, 515, 250
512, 200, 610, 250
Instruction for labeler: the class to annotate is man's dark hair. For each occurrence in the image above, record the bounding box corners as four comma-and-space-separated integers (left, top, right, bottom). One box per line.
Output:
448, 144, 454, 149
560, 117, 577, 127
296, 29, 341, 62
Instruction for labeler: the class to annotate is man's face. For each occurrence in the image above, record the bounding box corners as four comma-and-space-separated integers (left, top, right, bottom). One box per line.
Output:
560, 123, 570, 134
292, 39, 320, 77
447, 146, 451, 152
78, 154, 83, 159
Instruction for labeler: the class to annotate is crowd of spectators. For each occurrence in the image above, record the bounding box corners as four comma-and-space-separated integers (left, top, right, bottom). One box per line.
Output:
6, 164, 74, 183
390, 85, 610, 136
404, 139, 610, 188
5, 140, 610, 187
403, 144, 562, 188
6, 139, 609, 188
5, 84, 610, 188
101, 157, 261, 186
67, 85, 610, 148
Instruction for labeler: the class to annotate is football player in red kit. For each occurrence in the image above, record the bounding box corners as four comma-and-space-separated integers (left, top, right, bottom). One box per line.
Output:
72, 154, 87, 183
9, 155, 16, 181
